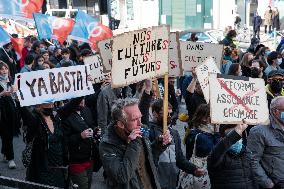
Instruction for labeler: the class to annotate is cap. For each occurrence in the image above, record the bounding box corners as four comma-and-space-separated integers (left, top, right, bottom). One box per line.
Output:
267, 70, 284, 78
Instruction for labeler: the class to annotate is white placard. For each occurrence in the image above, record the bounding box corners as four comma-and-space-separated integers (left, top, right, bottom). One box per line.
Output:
209, 73, 269, 125
15, 65, 94, 107
97, 38, 112, 72
196, 57, 220, 103
84, 55, 108, 84
180, 41, 223, 71
169, 32, 182, 76
111, 25, 170, 88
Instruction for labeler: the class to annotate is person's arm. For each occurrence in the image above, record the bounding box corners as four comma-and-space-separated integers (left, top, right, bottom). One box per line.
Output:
208, 124, 247, 168
139, 80, 152, 125
246, 127, 274, 188
173, 130, 197, 175
187, 77, 197, 94
97, 91, 109, 133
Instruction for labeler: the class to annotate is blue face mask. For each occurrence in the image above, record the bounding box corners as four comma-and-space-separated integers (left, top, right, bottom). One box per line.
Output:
229, 139, 243, 155
0, 74, 8, 81
280, 112, 284, 121
265, 51, 270, 56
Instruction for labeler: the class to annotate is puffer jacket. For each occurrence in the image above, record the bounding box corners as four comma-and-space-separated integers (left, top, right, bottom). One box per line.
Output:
207, 130, 257, 189
99, 124, 162, 189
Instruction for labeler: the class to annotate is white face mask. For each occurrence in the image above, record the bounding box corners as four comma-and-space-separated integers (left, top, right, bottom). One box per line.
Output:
277, 58, 282, 65
238, 71, 242, 76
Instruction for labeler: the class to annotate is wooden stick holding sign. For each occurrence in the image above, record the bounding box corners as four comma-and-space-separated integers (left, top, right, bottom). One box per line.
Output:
163, 73, 169, 133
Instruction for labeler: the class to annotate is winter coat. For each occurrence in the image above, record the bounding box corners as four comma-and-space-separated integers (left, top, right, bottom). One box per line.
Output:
207, 130, 256, 189
0, 49, 17, 79
247, 119, 284, 189
185, 128, 220, 160
0, 81, 20, 136
149, 123, 197, 189
253, 16, 262, 31
99, 124, 162, 189
62, 107, 96, 164
273, 12, 280, 30
185, 91, 206, 119
56, 59, 76, 68
264, 10, 273, 25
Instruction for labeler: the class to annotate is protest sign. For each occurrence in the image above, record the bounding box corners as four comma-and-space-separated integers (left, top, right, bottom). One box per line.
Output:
111, 25, 170, 88
15, 65, 94, 107
180, 41, 223, 71
209, 74, 269, 125
196, 57, 220, 103
97, 38, 112, 72
169, 32, 182, 76
84, 55, 108, 84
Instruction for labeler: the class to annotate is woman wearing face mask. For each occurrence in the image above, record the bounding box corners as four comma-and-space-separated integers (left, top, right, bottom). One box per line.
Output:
184, 104, 220, 161
32, 55, 45, 71
0, 61, 20, 169
21, 97, 85, 187
264, 51, 282, 76
240, 52, 254, 77
266, 70, 284, 108
228, 63, 243, 76
207, 123, 257, 189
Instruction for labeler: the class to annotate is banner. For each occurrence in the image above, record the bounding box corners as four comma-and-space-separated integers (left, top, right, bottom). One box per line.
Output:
0, 26, 11, 47
69, 10, 113, 50
169, 32, 182, 76
15, 65, 94, 107
111, 25, 170, 88
33, 13, 75, 44
196, 57, 220, 103
209, 74, 269, 125
97, 38, 112, 72
180, 41, 223, 71
84, 55, 108, 84
0, 0, 43, 19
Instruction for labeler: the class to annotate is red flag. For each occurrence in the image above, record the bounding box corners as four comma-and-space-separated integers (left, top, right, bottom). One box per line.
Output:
11, 38, 25, 58
22, 0, 44, 18
88, 23, 113, 51
52, 18, 75, 45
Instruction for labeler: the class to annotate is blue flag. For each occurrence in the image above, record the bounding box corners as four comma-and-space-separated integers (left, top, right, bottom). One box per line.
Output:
69, 10, 100, 42
33, 13, 53, 40
0, 26, 11, 47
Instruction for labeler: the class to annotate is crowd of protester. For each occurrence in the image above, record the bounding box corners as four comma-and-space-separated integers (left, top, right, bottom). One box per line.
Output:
0, 28, 284, 189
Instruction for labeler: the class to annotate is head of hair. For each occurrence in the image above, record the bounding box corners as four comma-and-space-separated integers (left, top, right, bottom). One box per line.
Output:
25, 54, 35, 65
61, 48, 70, 55
31, 41, 40, 51
227, 30, 237, 38
111, 98, 139, 123
240, 52, 253, 67
0, 61, 9, 72
11, 33, 18, 38
191, 104, 210, 128
270, 96, 284, 110
151, 99, 173, 114
228, 63, 240, 76
80, 49, 92, 57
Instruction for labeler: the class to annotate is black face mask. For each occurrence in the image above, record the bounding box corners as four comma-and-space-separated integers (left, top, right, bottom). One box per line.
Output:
42, 108, 53, 116
75, 106, 84, 111
271, 80, 283, 94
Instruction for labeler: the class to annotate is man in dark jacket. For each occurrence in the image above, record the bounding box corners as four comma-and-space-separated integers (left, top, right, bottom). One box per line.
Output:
99, 98, 172, 189
247, 96, 284, 189
149, 99, 205, 189
62, 98, 100, 189
253, 11, 262, 39
207, 123, 256, 189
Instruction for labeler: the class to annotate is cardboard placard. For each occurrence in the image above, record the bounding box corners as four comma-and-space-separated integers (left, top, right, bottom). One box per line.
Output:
97, 38, 112, 72
111, 25, 170, 88
209, 74, 269, 125
84, 55, 108, 84
15, 65, 94, 107
169, 32, 182, 76
180, 41, 223, 71
196, 57, 220, 103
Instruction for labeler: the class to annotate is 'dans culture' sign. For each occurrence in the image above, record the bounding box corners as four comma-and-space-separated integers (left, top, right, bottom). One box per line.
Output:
209, 74, 269, 125
84, 55, 109, 84
111, 25, 170, 88
15, 65, 94, 107
180, 41, 223, 71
